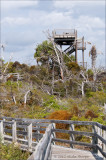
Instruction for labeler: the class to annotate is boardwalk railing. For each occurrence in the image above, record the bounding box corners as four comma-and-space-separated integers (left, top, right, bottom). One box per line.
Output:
31, 124, 55, 160
0, 118, 49, 152
0, 117, 106, 160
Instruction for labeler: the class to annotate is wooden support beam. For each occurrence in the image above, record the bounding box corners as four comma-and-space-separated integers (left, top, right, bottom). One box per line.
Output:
92, 125, 98, 153
0, 121, 4, 143
75, 30, 77, 63
69, 124, 74, 148
82, 36, 84, 68
28, 123, 32, 151
103, 130, 106, 157
52, 123, 56, 145
36, 122, 40, 142
12, 120, 17, 142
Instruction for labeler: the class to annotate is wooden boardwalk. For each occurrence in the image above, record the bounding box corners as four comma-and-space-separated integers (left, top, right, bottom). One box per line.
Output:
51, 145, 103, 160
0, 117, 106, 160
29, 145, 103, 160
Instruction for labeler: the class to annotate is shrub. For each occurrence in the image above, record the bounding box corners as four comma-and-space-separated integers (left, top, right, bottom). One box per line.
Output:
66, 62, 80, 73
87, 69, 93, 80
87, 91, 106, 105
0, 142, 29, 160
29, 65, 37, 74
85, 110, 98, 120
48, 110, 72, 140
70, 105, 79, 116
48, 110, 72, 129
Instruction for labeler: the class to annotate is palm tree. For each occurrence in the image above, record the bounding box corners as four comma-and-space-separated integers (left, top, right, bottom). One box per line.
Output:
89, 45, 97, 70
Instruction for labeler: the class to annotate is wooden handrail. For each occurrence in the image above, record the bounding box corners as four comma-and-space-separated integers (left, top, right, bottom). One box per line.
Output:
1, 117, 106, 129
32, 124, 53, 160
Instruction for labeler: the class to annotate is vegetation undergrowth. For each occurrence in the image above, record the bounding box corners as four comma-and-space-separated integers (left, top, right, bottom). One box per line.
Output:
0, 141, 30, 160
0, 39, 106, 151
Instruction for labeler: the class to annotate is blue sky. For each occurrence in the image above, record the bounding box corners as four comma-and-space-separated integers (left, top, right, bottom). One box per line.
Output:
1, 0, 105, 68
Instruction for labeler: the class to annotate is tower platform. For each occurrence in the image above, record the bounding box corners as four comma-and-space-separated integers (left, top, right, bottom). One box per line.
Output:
52, 29, 76, 45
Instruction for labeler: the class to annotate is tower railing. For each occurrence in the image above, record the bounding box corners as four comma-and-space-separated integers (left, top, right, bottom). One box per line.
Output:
52, 29, 76, 38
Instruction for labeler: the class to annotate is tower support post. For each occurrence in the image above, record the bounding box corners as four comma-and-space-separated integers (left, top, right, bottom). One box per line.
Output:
75, 30, 77, 63
82, 36, 84, 68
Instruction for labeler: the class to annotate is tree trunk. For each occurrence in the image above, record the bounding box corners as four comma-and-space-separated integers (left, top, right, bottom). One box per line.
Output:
51, 65, 54, 95
12, 96, 16, 104
82, 82, 84, 97
24, 90, 30, 107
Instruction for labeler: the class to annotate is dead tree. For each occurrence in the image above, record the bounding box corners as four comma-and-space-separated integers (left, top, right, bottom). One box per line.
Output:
45, 31, 64, 80
0, 53, 13, 82
24, 90, 31, 106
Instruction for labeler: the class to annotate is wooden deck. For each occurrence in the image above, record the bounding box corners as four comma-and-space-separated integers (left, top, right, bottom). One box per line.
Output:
28, 145, 103, 160
51, 145, 103, 160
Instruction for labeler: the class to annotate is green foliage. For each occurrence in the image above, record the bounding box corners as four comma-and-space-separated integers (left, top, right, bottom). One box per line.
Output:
21, 63, 30, 73
92, 117, 106, 125
64, 55, 75, 63
40, 66, 49, 77
1, 46, 106, 126
6, 62, 14, 73
6, 80, 22, 88
71, 115, 88, 122
29, 65, 37, 74
67, 93, 106, 124
34, 40, 54, 64
87, 69, 93, 77
70, 55, 75, 61
66, 62, 80, 73
7, 61, 30, 74
30, 75, 39, 84
63, 55, 70, 63
0, 142, 29, 160
54, 81, 66, 97
43, 96, 62, 109
87, 91, 106, 105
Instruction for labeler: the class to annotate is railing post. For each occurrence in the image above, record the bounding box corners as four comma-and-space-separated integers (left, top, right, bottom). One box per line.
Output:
12, 120, 17, 142
69, 124, 74, 148
103, 130, 106, 160
98, 126, 103, 156
92, 125, 98, 153
36, 122, 40, 142
28, 123, 32, 151
24, 127, 27, 140
52, 123, 56, 145
0, 121, 4, 143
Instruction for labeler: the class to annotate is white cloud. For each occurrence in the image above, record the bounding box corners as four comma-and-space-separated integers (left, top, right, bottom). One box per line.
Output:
77, 16, 105, 29
1, 1, 105, 67
39, 11, 72, 27
53, 1, 74, 9
2, 9, 105, 50
1, 0, 38, 10
53, 1, 105, 9
2, 17, 30, 25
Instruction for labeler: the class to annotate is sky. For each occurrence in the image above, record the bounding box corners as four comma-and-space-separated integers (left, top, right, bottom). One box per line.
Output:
0, 0, 106, 68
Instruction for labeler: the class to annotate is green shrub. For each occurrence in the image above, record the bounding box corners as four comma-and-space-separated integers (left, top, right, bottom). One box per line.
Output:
0, 142, 29, 160
66, 62, 80, 73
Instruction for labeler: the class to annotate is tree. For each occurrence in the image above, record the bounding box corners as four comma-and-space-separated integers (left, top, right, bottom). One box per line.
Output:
34, 40, 55, 66
89, 45, 97, 71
